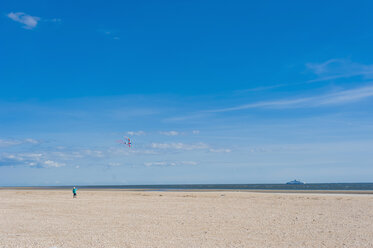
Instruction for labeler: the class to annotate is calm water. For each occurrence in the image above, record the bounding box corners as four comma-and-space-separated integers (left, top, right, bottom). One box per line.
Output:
35, 183, 373, 191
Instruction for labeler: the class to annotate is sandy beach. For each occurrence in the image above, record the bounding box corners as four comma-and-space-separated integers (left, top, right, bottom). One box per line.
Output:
0, 190, 372, 248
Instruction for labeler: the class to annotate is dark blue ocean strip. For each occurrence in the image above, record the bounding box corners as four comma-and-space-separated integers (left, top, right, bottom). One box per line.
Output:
9, 183, 373, 191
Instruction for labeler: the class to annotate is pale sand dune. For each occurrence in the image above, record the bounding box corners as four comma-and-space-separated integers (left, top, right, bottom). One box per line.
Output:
0, 190, 372, 248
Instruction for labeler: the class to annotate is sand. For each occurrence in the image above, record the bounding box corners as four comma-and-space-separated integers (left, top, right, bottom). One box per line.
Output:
0, 190, 372, 248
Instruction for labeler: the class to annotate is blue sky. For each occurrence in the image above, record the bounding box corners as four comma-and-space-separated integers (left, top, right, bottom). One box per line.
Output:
1, 0, 373, 186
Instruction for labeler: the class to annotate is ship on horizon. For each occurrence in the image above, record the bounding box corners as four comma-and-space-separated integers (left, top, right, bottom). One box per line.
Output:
286, 179, 305, 185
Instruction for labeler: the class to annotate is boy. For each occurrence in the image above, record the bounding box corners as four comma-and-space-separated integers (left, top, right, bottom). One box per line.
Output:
72, 187, 77, 198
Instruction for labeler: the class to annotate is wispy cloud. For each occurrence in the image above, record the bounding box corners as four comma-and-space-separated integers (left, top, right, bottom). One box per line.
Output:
98, 28, 120, 40
317, 85, 373, 105
151, 142, 209, 150
24, 138, 39, 144
107, 162, 121, 167
144, 161, 175, 167
306, 59, 373, 81
7, 12, 40, 29
159, 131, 179, 136
44, 18, 62, 23
236, 59, 373, 93
127, 131, 146, 136
43, 160, 65, 167
0, 145, 113, 168
0, 138, 39, 147
0, 139, 22, 147
208, 85, 373, 113
7, 12, 61, 29
108, 147, 159, 156
50, 18, 61, 23
164, 113, 211, 122
0, 153, 65, 168
209, 148, 231, 153
82, 149, 105, 158
235, 84, 287, 93
144, 161, 197, 167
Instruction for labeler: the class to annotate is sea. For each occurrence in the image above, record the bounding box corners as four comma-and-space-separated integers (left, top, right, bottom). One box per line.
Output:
29, 183, 373, 191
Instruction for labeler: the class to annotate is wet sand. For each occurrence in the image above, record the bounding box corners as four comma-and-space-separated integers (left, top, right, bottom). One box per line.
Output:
0, 190, 372, 248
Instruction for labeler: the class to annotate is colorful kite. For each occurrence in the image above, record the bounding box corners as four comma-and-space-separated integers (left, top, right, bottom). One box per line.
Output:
117, 137, 131, 147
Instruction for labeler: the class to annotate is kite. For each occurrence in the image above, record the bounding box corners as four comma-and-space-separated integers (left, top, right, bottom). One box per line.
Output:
117, 137, 132, 147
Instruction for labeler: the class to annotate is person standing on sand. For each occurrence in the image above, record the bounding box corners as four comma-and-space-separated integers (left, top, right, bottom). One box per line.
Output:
72, 187, 77, 198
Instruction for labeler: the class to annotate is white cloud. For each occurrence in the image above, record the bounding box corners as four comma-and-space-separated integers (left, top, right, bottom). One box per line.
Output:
0, 139, 21, 147
306, 59, 373, 81
83, 149, 104, 157
20, 153, 43, 159
24, 138, 38, 144
229, 59, 373, 97
192, 130, 200, 134
180, 161, 198, 166
7, 12, 40, 29
209, 148, 231, 153
208, 85, 373, 112
159, 131, 179, 136
209, 98, 311, 112
144, 161, 172, 167
151, 142, 209, 150
0, 138, 40, 147
127, 131, 145, 136
307, 59, 342, 75
43, 160, 65, 168
317, 86, 373, 105
144, 161, 197, 167
52, 151, 84, 159
107, 147, 159, 156
0, 152, 65, 168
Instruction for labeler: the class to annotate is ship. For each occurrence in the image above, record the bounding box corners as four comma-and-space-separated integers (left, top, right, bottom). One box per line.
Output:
286, 179, 305, 185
